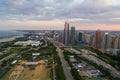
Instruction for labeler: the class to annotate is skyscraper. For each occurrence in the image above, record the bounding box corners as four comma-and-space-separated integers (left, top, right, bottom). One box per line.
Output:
70, 27, 75, 45
78, 32, 83, 43
102, 32, 110, 49
114, 36, 119, 49
89, 34, 94, 46
64, 21, 69, 45
95, 30, 102, 49
113, 35, 120, 49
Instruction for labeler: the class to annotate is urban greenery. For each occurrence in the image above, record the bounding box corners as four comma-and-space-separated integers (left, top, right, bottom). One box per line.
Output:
63, 50, 83, 80
79, 55, 119, 80
88, 47, 120, 71
74, 46, 120, 71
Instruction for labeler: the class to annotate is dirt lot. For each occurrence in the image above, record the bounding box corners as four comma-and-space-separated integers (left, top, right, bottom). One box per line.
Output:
17, 60, 51, 80
1, 60, 51, 80
9, 65, 24, 80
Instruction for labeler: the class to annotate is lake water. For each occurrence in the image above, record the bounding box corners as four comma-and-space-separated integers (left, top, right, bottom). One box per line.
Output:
0, 30, 23, 37
0, 30, 24, 42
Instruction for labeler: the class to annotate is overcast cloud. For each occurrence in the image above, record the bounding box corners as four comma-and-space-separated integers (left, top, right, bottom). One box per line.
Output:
0, 0, 120, 30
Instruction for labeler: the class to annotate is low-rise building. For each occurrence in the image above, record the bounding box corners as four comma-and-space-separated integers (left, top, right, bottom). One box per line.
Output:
32, 53, 40, 56
87, 70, 101, 78
79, 71, 89, 77
14, 40, 40, 47
11, 60, 17, 65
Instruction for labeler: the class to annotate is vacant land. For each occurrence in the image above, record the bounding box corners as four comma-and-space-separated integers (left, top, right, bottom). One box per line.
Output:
1, 60, 51, 80
9, 65, 24, 80
18, 60, 51, 80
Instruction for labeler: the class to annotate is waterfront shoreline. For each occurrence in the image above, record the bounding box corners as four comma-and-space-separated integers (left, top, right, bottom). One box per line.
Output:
0, 36, 24, 43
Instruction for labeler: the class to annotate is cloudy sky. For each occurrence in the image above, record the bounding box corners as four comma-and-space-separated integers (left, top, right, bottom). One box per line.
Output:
0, 0, 120, 30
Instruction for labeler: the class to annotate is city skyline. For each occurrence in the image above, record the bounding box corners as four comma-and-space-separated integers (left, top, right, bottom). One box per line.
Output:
0, 0, 120, 79
0, 21, 120, 80
0, 0, 120, 30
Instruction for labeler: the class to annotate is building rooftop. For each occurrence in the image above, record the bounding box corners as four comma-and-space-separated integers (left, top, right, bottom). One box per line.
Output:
32, 53, 40, 56
79, 71, 88, 77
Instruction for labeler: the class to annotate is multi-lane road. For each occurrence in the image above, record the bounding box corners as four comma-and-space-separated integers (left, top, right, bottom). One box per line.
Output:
68, 48, 120, 79
48, 38, 74, 80
48, 37, 120, 79
56, 46, 74, 80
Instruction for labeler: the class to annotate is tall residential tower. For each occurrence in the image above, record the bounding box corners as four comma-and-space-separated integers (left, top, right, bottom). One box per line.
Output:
95, 30, 102, 49
64, 21, 69, 45
71, 27, 75, 45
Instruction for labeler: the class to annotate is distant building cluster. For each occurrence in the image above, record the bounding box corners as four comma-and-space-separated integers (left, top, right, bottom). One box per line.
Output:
63, 21, 89, 46
53, 22, 120, 56
63, 21, 80, 46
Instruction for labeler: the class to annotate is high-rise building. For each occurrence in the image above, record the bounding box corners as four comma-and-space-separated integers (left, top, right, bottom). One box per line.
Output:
64, 21, 69, 45
70, 27, 75, 45
102, 32, 110, 49
113, 35, 120, 49
111, 35, 116, 49
84, 34, 91, 44
89, 34, 94, 45
108, 34, 112, 49
95, 30, 102, 49
78, 32, 84, 45
63, 28, 65, 44
118, 37, 120, 49
114, 36, 119, 49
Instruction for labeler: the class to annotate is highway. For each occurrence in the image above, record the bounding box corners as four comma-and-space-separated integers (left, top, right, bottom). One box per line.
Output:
47, 37, 74, 80
41, 38, 48, 47
52, 54, 56, 80
56, 46, 74, 80
68, 48, 120, 78
49, 38, 120, 79
0, 54, 17, 63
